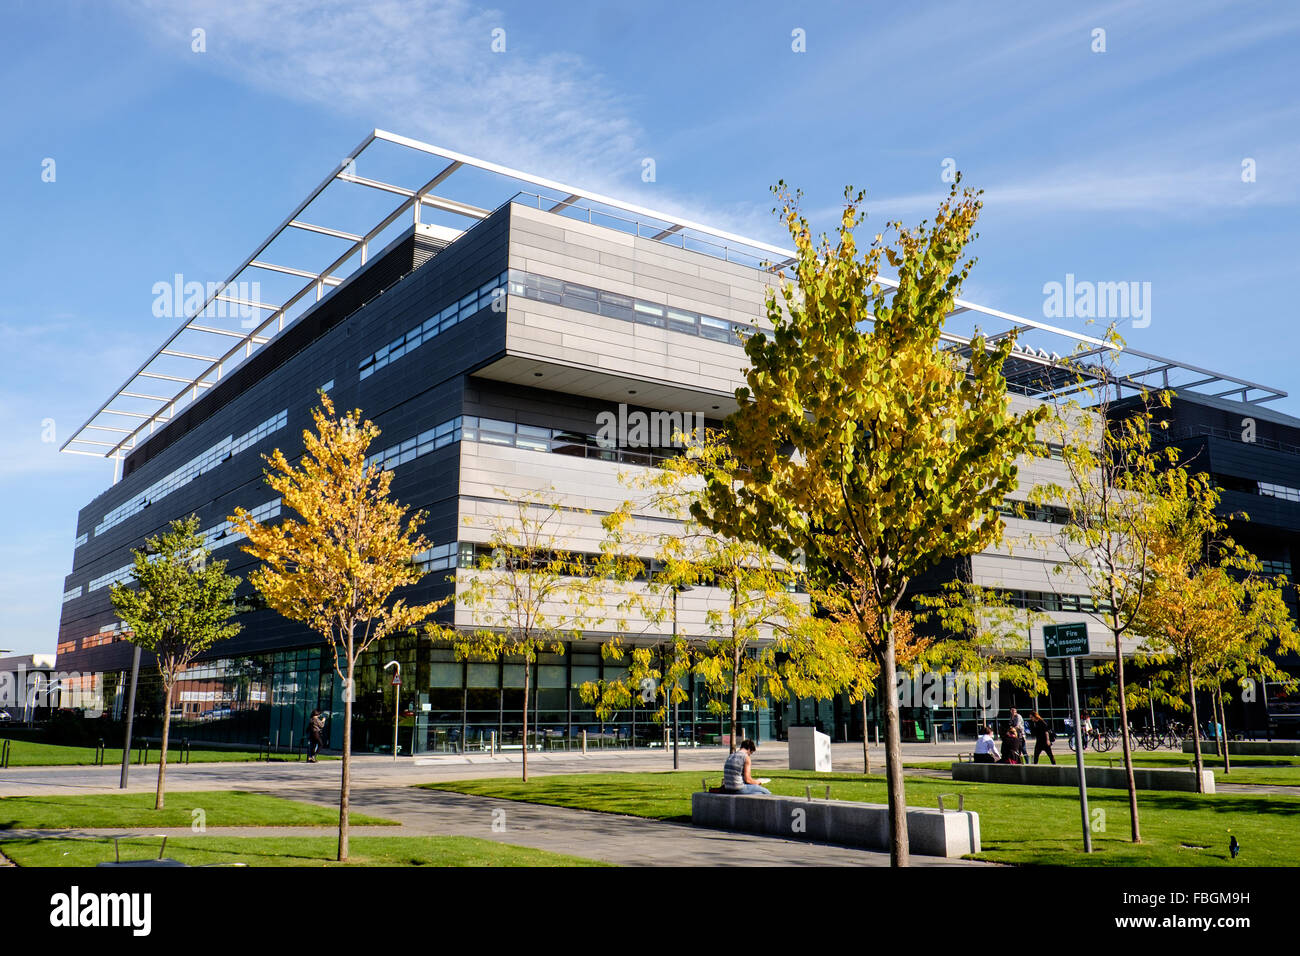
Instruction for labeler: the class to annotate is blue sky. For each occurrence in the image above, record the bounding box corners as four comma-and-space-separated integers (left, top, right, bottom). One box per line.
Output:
1, 0, 1297, 655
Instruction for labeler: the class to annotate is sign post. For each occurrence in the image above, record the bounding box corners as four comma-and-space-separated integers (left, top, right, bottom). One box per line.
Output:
1045, 622, 1092, 853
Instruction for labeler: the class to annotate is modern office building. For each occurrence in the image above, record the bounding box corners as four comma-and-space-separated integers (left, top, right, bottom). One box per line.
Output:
54, 130, 1296, 751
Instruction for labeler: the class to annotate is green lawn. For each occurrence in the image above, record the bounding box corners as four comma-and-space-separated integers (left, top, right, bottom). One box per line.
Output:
0, 835, 606, 867
907, 751, 1300, 787
0, 739, 324, 767
423, 769, 1300, 866
0, 791, 397, 830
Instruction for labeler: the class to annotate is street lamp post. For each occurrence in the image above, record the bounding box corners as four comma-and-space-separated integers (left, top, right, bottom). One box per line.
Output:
120, 644, 141, 788
384, 661, 401, 762
1027, 605, 1044, 715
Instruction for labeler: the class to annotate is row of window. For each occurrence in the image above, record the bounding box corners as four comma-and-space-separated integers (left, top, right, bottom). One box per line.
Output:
62, 586, 82, 604
200, 499, 282, 551
359, 271, 509, 380
507, 269, 752, 346
95, 409, 288, 537
414, 541, 474, 574
367, 418, 464, 471
463, 416, 687, 467
88, 564, 134, 593
74, 532, 88, 549
997, 501, 1074, 525
1002, 589, 1114, 614
82, 624, 125, 649
453, 541, 801, 590
1259, 481, 1300, 503
1260, 558, 1293, 577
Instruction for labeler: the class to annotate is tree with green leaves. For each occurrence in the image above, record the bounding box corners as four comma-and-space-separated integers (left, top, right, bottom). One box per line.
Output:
1035, 376, 1184, 838
109, 515, 241, 810
230, 393, 450, 861
696, 179, 1046, 866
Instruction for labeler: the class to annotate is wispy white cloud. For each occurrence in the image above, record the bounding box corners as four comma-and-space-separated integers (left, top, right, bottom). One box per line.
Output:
126, 0, 644, 189
857, 149, 1300, 220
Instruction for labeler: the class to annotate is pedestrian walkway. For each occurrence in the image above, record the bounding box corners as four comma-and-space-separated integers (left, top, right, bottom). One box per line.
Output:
0, 740, 968, 798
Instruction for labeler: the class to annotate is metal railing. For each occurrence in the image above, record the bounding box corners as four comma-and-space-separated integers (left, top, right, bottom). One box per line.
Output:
509, 191, 781, 271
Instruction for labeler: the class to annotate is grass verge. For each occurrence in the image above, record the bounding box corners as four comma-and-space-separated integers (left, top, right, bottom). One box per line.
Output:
0, 791, 397, 830
0, 739, 325, 766
423, 769, 1300, 866
0, 835, 606, 867
906, 751, 1300, 787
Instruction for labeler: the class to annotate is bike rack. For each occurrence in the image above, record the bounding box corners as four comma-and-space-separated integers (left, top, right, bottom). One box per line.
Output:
937, 793, 965, 813
93, 738, 105, 766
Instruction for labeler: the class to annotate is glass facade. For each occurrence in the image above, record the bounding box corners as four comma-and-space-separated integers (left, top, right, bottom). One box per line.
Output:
103, 637, 776, 754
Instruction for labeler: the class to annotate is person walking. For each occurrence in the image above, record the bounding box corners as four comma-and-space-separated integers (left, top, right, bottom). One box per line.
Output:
1029, 711, 1056, 765
307, 709, 326, 762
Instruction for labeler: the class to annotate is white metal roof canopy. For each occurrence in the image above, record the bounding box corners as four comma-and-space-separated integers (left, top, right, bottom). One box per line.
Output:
62, 129, 1287, 471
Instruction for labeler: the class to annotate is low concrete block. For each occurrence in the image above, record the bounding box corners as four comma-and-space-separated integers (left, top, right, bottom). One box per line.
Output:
690, 792, 979, 858
788, 726, 833, 771
951, 762, 1215, 793
1183, 740, 1300, 757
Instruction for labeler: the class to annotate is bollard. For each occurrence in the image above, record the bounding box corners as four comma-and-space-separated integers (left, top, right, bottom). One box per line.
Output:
1, 738, 10, 769
825, 785, 831, 800
582, 729, 587, 754
805, 785, 812, 800
490, 731, 496, 756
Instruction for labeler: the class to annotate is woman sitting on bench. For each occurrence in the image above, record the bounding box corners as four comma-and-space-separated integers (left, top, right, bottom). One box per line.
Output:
723, 740, 771, 794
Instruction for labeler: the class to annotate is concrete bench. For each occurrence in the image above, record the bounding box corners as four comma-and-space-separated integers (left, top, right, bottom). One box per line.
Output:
951, 761, 1215, 793
1183, 740, 1300, 757
690, 792, 980, 858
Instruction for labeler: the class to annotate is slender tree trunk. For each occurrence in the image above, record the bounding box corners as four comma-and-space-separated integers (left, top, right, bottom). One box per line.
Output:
729, 643, 740, 753
861, 696, 871, 775
521, 654, 530, 783
1114, 629, 1142, 841
1216, 683, 1231, 774
1187, 660, 1205, 793
881, 625, 909, 867
338, 630, 354, 862
155, 679, 173, 810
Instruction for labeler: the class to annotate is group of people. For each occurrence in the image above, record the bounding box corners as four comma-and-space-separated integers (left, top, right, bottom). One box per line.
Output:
973, 707, 1057, 765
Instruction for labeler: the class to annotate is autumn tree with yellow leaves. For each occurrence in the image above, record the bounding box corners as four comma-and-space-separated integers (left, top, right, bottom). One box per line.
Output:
229, 394, 450, 861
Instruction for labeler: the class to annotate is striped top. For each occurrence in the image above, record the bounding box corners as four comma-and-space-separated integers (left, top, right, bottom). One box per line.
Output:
723, 750, 747, 790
